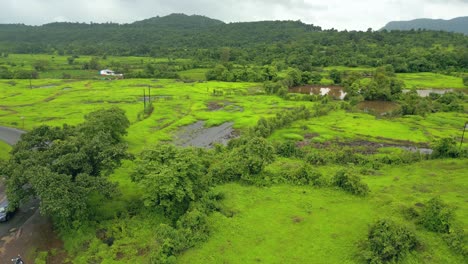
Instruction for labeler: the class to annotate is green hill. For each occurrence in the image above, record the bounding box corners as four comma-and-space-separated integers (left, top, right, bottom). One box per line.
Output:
381, 16, 468, 35
132, 13, 224, 28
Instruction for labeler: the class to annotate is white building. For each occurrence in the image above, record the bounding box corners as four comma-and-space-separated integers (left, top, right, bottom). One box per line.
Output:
100, 69, 115, 76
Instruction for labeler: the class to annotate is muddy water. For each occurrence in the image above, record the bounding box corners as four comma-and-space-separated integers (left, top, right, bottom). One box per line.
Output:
398, 146, 433, 155
402, 89, 454, 97
289, 85, 347, 100
175, 121, 236, 148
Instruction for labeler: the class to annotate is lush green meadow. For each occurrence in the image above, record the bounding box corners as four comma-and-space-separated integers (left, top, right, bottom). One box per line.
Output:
0, 76, 467, 263
179, 159, 467, 264
0, 79, 310, 152
397, 72, 467, 89
270, 110, 467, 144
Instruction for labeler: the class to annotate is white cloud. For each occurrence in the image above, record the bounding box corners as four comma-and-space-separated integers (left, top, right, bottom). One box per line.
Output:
0, 0, 467, 30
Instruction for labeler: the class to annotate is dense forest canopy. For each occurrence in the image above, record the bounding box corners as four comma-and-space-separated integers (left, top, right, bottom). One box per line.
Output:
0, 13, 467, 72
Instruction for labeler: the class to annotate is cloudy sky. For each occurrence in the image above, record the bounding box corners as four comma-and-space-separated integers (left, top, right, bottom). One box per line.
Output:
1, 0, 467, 30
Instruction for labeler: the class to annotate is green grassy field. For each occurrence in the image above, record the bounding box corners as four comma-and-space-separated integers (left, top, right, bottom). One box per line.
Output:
179, 159, 467, 264
0, 140, 11, 160
397, 73, 467, 89
270, 110, 466, 144
1, 76, 467, 263
0, 79, 310, 151
179, 68, 210, 80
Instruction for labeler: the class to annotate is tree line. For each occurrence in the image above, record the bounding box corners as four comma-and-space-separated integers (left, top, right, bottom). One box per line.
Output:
0, 14, 467, 72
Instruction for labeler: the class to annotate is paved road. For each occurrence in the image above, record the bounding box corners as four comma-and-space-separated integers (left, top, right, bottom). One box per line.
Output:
0, 126, 25, 146
0, 126, 37, 239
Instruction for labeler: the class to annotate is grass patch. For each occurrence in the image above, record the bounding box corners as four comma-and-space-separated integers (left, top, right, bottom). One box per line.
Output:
179, 159, 467, 264
0, 141, 11, 160
397, 73, 467, 89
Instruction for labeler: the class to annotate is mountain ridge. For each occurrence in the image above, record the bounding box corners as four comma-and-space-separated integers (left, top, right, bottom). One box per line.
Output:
381, 16, 468, 35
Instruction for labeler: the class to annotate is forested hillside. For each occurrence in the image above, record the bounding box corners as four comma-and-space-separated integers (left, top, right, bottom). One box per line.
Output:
382, 17, 468, 35
0, 14, 467, 72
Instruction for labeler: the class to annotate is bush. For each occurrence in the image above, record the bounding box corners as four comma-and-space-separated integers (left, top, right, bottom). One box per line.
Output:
333, 169, 369, 196
282, 164, 322, 186
431, 137, 464, 158
151, 224, 185, 264
363, 219, 419, 263
419, 197, 453, 233
305, 150, 330, 165
176, 209, 210, 247
443, 227, 468, 257
275, 141, 304, 158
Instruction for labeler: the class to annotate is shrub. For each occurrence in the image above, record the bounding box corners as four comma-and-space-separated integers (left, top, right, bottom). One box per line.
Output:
151, 224, 185, 264
282, 164, 322, 186
431, 137, 462, 158
443, 227, 468, 257
305, 150, 329, 165
419, 197, 453, 233
176, 209, 210, 247
363, 219, 419, 263
275, 141, 304, 158
463, 76, 468, 86
333, 169, 369, 196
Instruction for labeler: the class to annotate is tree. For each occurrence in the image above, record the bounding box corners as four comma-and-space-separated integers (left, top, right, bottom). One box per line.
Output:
33, 60, 50, 71
286, 68, 302, 87
132, 145, 211, 220
3, 108, 131, 228
329, 69, 342, 84
67, 56, 75, 65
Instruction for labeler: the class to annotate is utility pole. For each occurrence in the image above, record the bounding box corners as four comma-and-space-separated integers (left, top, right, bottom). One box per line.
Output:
143, 89, 146, 111
460, 121, 467, 149
148, 85, 151, 104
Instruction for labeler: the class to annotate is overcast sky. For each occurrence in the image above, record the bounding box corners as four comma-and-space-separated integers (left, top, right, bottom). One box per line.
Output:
1, 0, 467, 30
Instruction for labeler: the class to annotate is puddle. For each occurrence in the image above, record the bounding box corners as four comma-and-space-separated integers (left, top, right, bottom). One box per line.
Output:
403, 89, 454, 97
290, 85, 347, 100
32, 85, 57, 89
398, 146, 433, 155
175, 121, 237, 148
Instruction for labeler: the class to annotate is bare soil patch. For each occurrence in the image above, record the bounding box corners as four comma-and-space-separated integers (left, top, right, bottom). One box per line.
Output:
175, 121, 238, 148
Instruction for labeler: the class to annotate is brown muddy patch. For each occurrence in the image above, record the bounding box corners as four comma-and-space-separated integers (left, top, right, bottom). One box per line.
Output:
357, 101, 399, 115
292, 216, 304, 223
207, 101, 225, 111
206, 101, 244, 112
305, 139, 432, 155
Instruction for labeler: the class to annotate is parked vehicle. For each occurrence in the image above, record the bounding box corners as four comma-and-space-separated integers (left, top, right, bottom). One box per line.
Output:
0, 199, 15, 222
